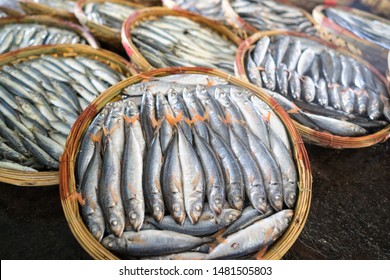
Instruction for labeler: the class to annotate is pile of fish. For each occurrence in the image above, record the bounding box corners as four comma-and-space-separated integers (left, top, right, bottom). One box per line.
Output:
324, 7, 390, 50
163, 0, 226, 23
0, 55, 125, 172
245, 35, 390, 137
77, 75, 297, 259
28, 0, 75, 13
130, 16, 237, 74
227, 0, 316, 35
0, 23, 87, 54
83, 1, 138, 31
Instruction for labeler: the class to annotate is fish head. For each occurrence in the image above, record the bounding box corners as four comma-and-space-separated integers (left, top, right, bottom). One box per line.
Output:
152, 202, 165, 223
89, 222, 105, 242
101, 234, 126, 252
269, 186, 284, 212
284, 184, 297, 209
209, 187, 224, 215
108, 212, 125, 237
250, 186, 268, 214
350, 123, 368, 135
188, 201, 203, 225
167, 88, 179, 104
228, 183, 244, 211
182, 87, 196, 103
218, 208, 242, 226
128, 201, 144, 232
123, 99, 138, 116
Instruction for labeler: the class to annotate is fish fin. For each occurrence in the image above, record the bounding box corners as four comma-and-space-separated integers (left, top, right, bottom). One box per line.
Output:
209, 175, 215, 186
154, 177, 162, 192
150, 114, 159, 129
152, 118, 164, 136
165, 114, 178, 127
287, 108, 300, 114
287, 70, 292, 81
265, 112, 271, 123
183, 116, 192, 126
254, 246, 268, 260
70, 191, 85, 205
206, 78, 215, 87
256, 66, 265, 71
172, 175, 182, 192
223, 111, 232, 125
103, 126, 109, 136
89, 131, 102, 143
127, 183, 137, 196
192, 112, 207, 124
214, 230, 228, 245
174, 111, 183, 123
192, 174, 202, 192
86, 194, 97, 211
110, 184, 121, 205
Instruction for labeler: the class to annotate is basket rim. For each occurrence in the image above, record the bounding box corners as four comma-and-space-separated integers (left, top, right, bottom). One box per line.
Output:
59, 66, 312, 260
235, 30, 390, 149
121, 6, 243, 72
0, 44, 137, 187
312, 5, 390, 50
0, 14, 99, 48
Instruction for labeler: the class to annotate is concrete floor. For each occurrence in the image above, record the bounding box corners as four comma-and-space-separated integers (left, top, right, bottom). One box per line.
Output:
1, 142, 389, 260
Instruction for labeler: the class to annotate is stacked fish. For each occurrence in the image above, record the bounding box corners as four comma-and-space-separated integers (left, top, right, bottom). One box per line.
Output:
0, 23, 86, 54
26, 0, 75, 13
163, 0, 226, 23
83, 1, 138, 31
227, 0, 316, 35
77, 76, 297, 259
324, 7, 390, 50
0, 55, 125, 172
130, 16, 237, 73
245, 35, 390, 137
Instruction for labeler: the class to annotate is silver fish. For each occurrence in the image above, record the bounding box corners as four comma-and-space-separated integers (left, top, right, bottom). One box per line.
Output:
102, 230, 212, 257
206, 210, 293, 259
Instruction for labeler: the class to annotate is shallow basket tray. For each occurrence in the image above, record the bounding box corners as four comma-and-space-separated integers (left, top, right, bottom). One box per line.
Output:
235, 30, 390, 149
74, 0, 145, 48
18, 0, 78, 21
0, 44, 137, 187
0, 15, 100, 48
59, 66, 312, 260
121, 6, 243, 73
312, 5, 389, 75
0, 6, 25, 17
221, 0, 317, 38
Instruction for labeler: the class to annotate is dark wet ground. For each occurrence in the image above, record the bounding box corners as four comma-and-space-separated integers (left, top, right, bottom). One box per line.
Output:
1, 142, 389, 260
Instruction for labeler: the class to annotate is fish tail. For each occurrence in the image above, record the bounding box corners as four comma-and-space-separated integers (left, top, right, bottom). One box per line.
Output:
165, 113, 179, 127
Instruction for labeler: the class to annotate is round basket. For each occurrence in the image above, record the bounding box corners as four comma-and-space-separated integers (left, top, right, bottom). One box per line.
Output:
221, 0, 317, 38
312, 5, 389, 75
0, 44, 137, 187
0, 15, 99, 49
121, 6, 242, 72
235, 30, 390, 149
17, 0, 78, 21
74, 0, 144, 48
59, 66, 312, 260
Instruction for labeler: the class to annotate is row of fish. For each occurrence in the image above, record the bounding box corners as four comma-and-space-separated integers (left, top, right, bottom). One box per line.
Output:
84, 1, 137, 31
324, 7, 390, 50
102, 209, 293, 259
77, 80, 297, 259
0, 23, 86, 54
0, 54, 125, 171
130, 15, 237, 74
163, 0, 226, 23
245, 35, 390, 136
228, 0, 316, 35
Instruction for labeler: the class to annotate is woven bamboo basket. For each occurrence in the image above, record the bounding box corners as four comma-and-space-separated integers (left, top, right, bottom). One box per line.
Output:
121, 6, 243, 72
221, 0, 318, 39
0, 6, 24, 17
130, 0, 162, 6
0, 44, 137, 187
74, 0, 144, 48
235, 30, 390, 149
0, 15, 99, 49
18, 0, 78, 21
60, 66, 312, 260
313, 5, 389, 75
